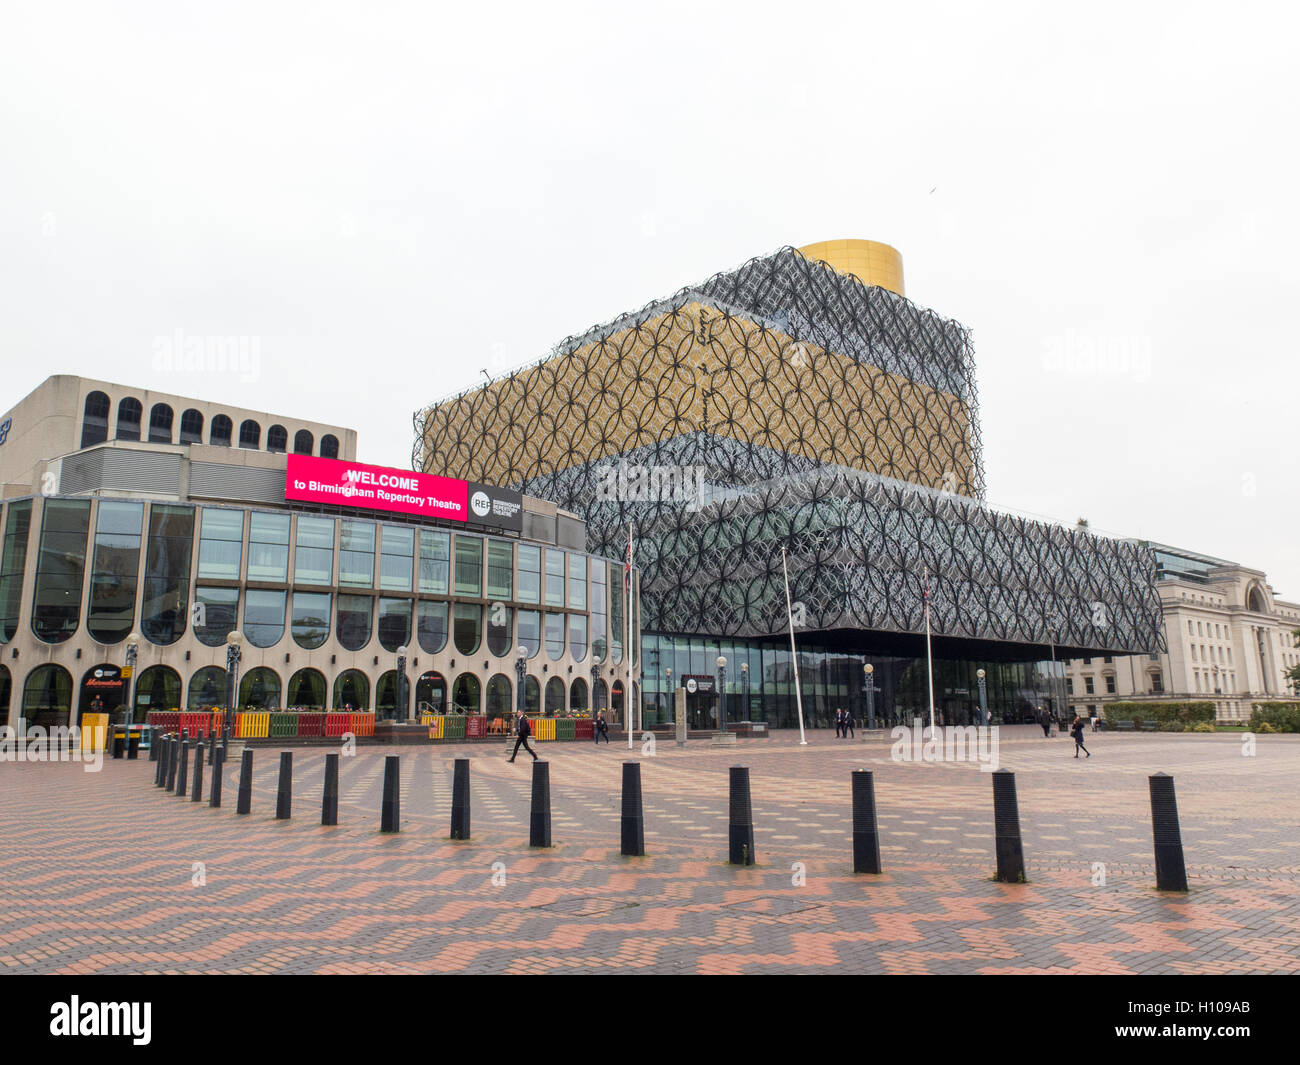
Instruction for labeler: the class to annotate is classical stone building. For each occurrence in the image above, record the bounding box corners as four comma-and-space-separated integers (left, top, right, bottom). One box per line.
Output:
1065, 542, 1300, 722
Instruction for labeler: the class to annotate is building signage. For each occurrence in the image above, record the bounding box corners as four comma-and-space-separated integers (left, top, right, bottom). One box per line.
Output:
682, 675, 716, 694
285, 455, 522, 531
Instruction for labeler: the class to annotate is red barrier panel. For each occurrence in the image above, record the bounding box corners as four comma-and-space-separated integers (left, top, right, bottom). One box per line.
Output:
179, 711, 212, 738
324, 713, 350, 737
148, 711, 180, 734
298, 713, 325, 737
574, 720, 594, 741
465, 716, 486, 738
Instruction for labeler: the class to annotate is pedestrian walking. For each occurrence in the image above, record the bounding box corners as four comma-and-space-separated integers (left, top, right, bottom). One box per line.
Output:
834, 708, 844, 738
508, 710, 537, 762
594, 710, 610, 745
1039, 705, 1052, 738
1071, 714, 1091, 758
844, 709, 855, 739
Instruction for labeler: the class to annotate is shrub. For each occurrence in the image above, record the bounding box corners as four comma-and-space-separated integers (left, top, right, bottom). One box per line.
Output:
1193, 722, 1215, 733
1102, 701, 1215, 728
1249, 702, 1300, 733
1256, 721, 1278, 734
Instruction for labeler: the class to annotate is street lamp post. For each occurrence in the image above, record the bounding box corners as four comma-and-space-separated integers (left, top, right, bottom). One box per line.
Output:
977, 668, 988, 726
716, 655, 727, 734
516, 645, 528, 715
225, 629, 243, 724
863, 662, 875, 730
396, 645, 408, 723
665, 668, 672, 724
740, 662, 748, 723
124, 631, 141, 726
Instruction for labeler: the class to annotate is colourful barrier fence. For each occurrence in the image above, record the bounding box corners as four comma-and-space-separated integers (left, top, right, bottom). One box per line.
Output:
349, 713, 374, 738
531, 717, 556, 742
555, 717, 575, 741
465, 716, 486, 738
80, 713, 109, 753
325, 713, 351, 737
574, 720, 594, 741
426, 717, 444, 739
237, 712, 270, 738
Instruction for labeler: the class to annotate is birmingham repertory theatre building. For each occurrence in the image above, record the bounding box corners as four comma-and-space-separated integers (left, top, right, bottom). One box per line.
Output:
415, 239, 1165, 729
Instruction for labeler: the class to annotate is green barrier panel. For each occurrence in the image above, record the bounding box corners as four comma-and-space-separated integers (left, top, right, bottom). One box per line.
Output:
443, 715, 466, 740
556, 718, 575, 741
269, 714, 298, 739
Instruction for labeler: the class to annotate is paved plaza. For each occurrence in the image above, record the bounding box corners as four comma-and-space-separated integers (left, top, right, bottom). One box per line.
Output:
1, 727, 1298, 974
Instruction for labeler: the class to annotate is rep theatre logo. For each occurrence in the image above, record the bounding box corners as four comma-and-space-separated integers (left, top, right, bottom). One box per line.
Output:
50, 997, 151, 1045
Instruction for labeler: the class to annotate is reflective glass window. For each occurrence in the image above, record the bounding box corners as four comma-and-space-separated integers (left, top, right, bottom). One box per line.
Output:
209, 415, 232, 447
81, 391, 110, 448
517, 609, 541, 659
148, 403, 173, 444
140, 504, 194, 646
567, 553, 586, 610
31, 499, 91, 644
293, 429, 314, 455
487, 540, 513, 600
320, 434, 340, 459
377, 597, 412, 652
486, 604, 512, 656
0, 500, 33, 643
568, 613, 588, 662
418, 530, 449, 594
247, 512, 290, 582
87, 500, 143, 644
517, 544, 540, 604
267, 425, 287, 453
179, 409, 204, 444
379, 525, 414, 591
294, 516, 334, 585
453, 603, 481, 655
194, 586, 239, 647
197, 508, 243, 580
244, 589, 286, 648
454, 536, 482, 597
336, 593, 371, 651
545, 550, 564, 607
545, 613, 565, 660
590, 560, 607, 663
416, 599, 448, 654
238, 419, 260, 449
115, 397, 142, 441
610, 562, 624, 664
291, 591, 331, 649
339, 520, 375, 587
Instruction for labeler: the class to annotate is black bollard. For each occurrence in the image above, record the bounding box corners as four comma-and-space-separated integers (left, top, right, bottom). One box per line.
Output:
208, 730, 216, 766
180, 727, 189, 744
450, 758, 470, 840
529, 760, 551, 847
127, 733, 140, 759
149, 732, 160, 762
380, 756, 400, 832
154, 736, 166, 786
165, 735, 179, 791
851, 769, 882, 874
175, 739, 189, 797
620, 762, 644, 856
728, 766, 755, 865
210, 746, 224, 808
191, 743, 205, 802
276, 751, 292, 820
1149, 773, 1188, 892
992, 768, 1027, 883
236, 748, 253, 815
322, 753, 339, 826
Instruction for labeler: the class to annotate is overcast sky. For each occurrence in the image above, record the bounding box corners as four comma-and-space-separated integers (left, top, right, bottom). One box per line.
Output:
2, 1, 1297, 597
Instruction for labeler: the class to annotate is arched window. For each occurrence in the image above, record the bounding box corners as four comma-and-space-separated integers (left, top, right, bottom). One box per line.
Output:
320, 434, 340, 459
266, 425, 288, 453
80, 391, 110, 448
486, 605, 512, 656
238, 419, 260, 449
333, 669, 370, 710
336, 594, 371, 651
417, 600, 448, 654
452, 673, 481, 715
209, 415, 232, 447
134, 665, 181, 720
0, 665, 11, 728
286, 668, 326, 709
415, 670, 445, 714
179, 409, 204, 444
238, 667, 281, 709
115, 397, 143, 441
293, 429, 314, 455
22, 664, 73, 724
569, 677, 588, 714
187, 666, 227, 710
545, 676, 565, 716
244, 589, 285, 648
31, 499, 91, 644
148, 404, 174, 443
377, 598, 412, 652
524, 676, 540, 715
291, 592, 331, 649
453, 604, 481, 655
86, 500, 143, 645
485, 674, 512, 719
376, 670, 410, 719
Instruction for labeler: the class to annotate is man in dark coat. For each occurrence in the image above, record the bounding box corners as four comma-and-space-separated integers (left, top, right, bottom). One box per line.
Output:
834, 708, 844, 738
843, 708, 855, 739
508, 710, 537, 762
594, 711, 610, 744
1039, 706, 1052, 738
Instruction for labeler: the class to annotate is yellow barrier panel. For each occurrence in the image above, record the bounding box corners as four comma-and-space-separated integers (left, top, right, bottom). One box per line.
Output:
531, 717, 555, 742
426, 717, 444, 739
239, 712, 270, 739
80, 713, 109, 752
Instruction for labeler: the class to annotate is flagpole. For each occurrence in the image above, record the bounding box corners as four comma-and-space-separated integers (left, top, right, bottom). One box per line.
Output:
924, 565, 936, 738
627, 523, 635, 750
781, 546, 808, 746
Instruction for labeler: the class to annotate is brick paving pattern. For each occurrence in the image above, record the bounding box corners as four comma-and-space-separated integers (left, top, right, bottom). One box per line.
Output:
1, 726, 1297, 973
